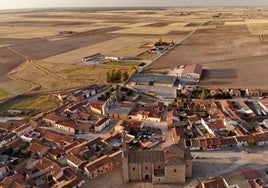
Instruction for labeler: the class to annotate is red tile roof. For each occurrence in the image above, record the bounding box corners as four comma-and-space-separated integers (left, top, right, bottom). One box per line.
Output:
67, 154, 86, 167
182, 63, 203, 75
90, 102, 104, 111
207, 119, 226, 130
259, 98, 268, 110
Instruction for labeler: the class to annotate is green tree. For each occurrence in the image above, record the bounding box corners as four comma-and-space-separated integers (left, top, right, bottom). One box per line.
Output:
200, 88, 208, 100
121, 71, 128, 82
247, 139, 256, 147
128, 66, 138, 76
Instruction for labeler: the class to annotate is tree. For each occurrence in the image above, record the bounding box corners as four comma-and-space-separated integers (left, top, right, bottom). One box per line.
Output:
121, 71, 128, 82
247, 139, 256, 147
128, 66, 138, 76
199, 88, 208, 100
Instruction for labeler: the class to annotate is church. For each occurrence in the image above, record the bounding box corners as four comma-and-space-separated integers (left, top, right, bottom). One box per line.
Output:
122, 135, 192, 184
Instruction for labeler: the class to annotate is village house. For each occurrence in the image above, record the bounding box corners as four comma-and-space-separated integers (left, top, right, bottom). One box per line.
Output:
89, 101, 105, 115
67, 91, 85, 102
185, 138, 201, 151
253, 133, 268, 146
40, 130, 73, 149
206, 117, 226, 132
42, 113, 65, 126
12, 123, 32, 137
220, 137, 238, 149
0, 176, 26, 188
105, 103, 133, 119
31, 157, 64, 181
28, 142, 49, 158
229, 89, 241, 97
83, 155, 114, 179
67, 154, 87, 172
55, 121, 76, 133
259, 98, 268, 114
94, 117, 111, 132
196, 176, 229, 188
0, 133, 17, 148
5, 138, 28, 152
206, 137, 221, 150
236, 135, 250, 147
83, 151, 122, 179
246, 88, 262, 97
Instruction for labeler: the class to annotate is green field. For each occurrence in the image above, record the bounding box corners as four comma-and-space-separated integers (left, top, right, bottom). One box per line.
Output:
0, 89, 11, 99
102, 61, 141, 67
0, 95, 61, 116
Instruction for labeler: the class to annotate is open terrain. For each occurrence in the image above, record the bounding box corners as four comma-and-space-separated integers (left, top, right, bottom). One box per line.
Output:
145, 8, 268, 90
1, 8, 268, 98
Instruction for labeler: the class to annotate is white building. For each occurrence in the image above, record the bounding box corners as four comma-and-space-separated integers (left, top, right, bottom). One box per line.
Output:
94, 118, 111, 132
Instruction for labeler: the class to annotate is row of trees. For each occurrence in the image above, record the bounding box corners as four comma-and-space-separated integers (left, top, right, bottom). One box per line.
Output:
154, 38, 175, 46
106, 66, 138, 83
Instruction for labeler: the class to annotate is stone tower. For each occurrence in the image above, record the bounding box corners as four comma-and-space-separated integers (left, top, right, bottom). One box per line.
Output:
122, 131, 129, 182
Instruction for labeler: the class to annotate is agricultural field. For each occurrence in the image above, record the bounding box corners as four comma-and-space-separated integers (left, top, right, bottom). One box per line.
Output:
8, 61, 112, 91
145, 8, 268, 90
0, 95, 61, 115
1, 7, 268, 98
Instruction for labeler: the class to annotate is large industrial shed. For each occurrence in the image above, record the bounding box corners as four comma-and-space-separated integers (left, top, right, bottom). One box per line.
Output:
129, 74, 176, 87
181, 64, 203, 82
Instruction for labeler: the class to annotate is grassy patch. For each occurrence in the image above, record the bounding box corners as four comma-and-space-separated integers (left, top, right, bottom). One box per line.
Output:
0, 95, 61, 116
137, 52, 158, 60
0, 89, 11, 99
103, 61, 141, 67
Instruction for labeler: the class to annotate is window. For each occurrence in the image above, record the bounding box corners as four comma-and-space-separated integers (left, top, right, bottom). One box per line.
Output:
145, 166, 148, 170
174, 169, 176, 173
158, 166, 160, 169
132, 167, 135, 171
92, 173, 94, 177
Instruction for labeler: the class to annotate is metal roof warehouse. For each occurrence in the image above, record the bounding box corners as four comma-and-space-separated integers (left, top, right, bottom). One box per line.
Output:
129, 74, 176, 87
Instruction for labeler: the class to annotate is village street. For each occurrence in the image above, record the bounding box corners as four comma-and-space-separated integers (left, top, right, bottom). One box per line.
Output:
192, 145, 268, 181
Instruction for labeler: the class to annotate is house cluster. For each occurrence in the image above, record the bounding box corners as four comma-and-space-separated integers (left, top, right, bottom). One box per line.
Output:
167, 98, 268, 151
195, 166, 268, 188
0, 82, 267, 187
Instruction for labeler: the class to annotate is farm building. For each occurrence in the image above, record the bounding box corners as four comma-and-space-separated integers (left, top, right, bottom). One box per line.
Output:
82, 53, 104, 62
181, 64, 203, 82
129, 74, 176, 87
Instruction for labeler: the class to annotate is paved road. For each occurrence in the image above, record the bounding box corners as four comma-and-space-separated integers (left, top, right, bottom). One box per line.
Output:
191, 145, 268, 181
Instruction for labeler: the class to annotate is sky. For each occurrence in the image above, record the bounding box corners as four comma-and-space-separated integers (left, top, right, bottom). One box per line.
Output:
1, 0, 268, 10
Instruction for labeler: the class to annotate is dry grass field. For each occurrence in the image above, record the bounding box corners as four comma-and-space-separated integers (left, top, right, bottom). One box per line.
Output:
1, 7, 268, 98
145, 8, 268, 90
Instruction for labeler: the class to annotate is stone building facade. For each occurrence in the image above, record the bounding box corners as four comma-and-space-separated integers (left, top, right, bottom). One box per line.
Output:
122, 133, 192, 184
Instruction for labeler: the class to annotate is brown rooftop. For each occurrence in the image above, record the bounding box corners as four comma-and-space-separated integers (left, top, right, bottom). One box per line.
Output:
67, 154, 86, 167
28, 142, 49, 155
85, 155, 113, 172
220, 137, 237, 145
182, 63, 203, 75
129, 150, 164, 163
197, 176, 228, 188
